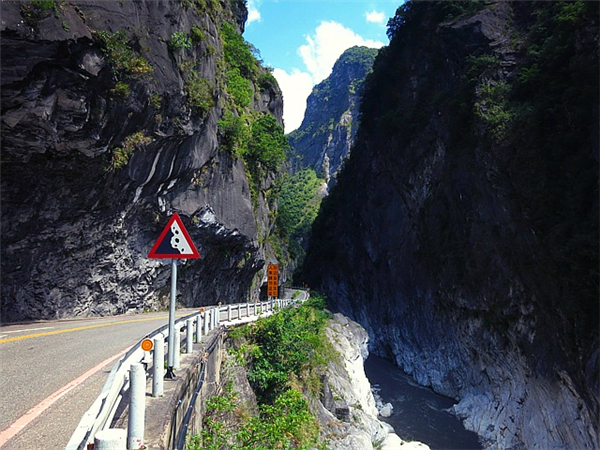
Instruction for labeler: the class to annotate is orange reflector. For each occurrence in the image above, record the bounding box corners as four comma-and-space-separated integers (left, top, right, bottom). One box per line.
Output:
141, 338, 153, 351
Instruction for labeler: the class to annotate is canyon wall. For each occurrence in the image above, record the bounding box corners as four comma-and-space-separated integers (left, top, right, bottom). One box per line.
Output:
301, 2, 599, 449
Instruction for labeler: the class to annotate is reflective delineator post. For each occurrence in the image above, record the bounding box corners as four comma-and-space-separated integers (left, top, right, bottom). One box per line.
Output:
186, 318, 194, 354
152, 335, 164, 397
166, 259, 177, 379
127, 363, 145, 449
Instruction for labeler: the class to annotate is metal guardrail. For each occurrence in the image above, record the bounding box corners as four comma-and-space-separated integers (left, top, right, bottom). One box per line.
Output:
65, 297, 298, 450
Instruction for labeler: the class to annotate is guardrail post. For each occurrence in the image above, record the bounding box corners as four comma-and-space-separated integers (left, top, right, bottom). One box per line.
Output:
174, 326, 181, 369
227, 304, 232, 321
196, 314, 202, 342
203, 311, 209, 335
94, 429, 126, 450
152, 335, 164, 397
185, 318, 194, 354
127, 363, 145, 450
215, 306, 220, 326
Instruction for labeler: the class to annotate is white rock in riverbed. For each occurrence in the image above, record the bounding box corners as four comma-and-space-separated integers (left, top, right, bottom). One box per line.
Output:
379, 403, 394, 418
323, 313, 429, 450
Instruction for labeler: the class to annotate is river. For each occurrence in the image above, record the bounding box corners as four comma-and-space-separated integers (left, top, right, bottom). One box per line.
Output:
364, 354, 482, 450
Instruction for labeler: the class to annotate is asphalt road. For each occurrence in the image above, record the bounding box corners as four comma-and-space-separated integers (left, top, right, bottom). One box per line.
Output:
0, 309, 198, 450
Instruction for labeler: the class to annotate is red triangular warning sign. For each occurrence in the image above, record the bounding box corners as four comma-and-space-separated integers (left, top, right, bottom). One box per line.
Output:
148, 213, 200, 259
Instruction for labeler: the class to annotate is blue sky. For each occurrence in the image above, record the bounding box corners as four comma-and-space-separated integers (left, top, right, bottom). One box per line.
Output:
243, 0, 402, 133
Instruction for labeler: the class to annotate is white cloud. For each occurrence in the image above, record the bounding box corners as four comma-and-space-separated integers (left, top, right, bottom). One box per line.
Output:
247, 0, 261, 25
298, 21, 384, 84
365, 10, 386, 25
273, 68, 314, 133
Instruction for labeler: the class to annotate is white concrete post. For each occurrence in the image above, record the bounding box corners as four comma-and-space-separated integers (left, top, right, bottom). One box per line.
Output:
216, 306, 220, 325
94, 429, 126, 450
152, 335, 164, 397
174, 326, 181, 369
127, 363, 145, 450
203, 311, 209, 335
186, 318, 194, 354
246, 302, 249, 317
227, 304, 232, 321
196, 314, 202, 343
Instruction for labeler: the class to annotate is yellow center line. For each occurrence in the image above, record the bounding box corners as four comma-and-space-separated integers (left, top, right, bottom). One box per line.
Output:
0, 312, 192, 344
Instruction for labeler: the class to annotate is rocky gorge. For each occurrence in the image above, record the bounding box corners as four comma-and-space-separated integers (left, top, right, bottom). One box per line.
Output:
301, 2, 599, 449
1, 0, 286, 322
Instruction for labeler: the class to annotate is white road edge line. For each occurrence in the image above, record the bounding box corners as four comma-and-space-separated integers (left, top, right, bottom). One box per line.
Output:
0, 345, 132, 447
1, 327, 54, 334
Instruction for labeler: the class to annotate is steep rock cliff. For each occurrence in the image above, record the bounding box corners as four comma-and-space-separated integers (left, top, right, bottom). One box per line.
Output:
288, 46, 377, 190
301, 2, 598, 449
1, 0, 284, 321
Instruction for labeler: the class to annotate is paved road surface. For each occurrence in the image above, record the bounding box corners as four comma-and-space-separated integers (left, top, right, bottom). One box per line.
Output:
0, 309, 197, 450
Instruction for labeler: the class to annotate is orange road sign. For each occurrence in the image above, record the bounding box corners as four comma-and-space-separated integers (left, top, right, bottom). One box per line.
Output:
267, 264, 279, 297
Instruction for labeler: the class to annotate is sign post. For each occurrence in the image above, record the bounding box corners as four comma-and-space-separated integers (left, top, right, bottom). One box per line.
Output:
267, 264, 279, 299
148, 213, 200, 379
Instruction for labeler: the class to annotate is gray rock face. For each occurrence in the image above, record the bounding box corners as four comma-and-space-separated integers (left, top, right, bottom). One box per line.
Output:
302, 2, 598, 449
1, 0, 283, 321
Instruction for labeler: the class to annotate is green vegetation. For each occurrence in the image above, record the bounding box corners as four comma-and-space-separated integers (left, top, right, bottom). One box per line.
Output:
217, 110, 247, 157
184, 71, 215, 116
20, 0, 61, 30
108, 131, 151, 171
187, 298, 331, 449
225, 68, 253, 111
189, 384, 320, 450
246, 114, 288, 173
474, 79, 513, 140
110, 80, 130, 100
276, 169, 324, 260
169, 31, 192, 51
180, 0, 221, 17
215, 21, 288, 204
220, 22, 258, 81
190, 25, 205, 44
93, 29, 153, 80
230, 296, 332, 403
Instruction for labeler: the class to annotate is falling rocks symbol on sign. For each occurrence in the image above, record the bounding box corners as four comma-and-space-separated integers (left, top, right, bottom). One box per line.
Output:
155, 221, 192, 255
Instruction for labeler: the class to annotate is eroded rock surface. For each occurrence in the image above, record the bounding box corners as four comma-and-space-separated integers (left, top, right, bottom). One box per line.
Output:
1, 0, 283, 321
